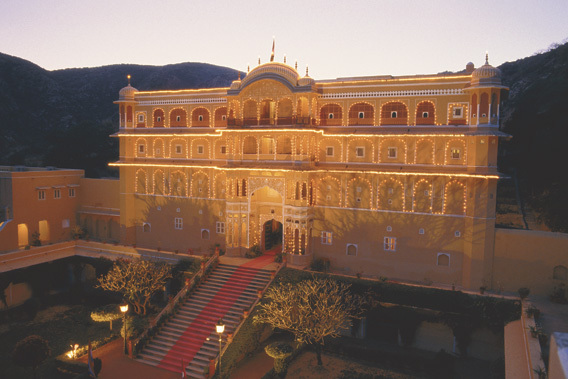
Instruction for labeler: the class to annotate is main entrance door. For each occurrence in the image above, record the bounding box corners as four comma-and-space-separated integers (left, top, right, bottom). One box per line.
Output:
263, 219, 282, 252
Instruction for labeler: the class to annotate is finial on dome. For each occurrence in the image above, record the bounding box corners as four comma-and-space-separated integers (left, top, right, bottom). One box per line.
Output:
127, 75, 131, 86
306, 65, 309, 76
284, 54, 286, 64
270, 36, 275, 62
295, 61, 298, 70
238, 72, 241, 80
258, 56, 261, 65
247, 64, 250, 73
485, 51, 489, 65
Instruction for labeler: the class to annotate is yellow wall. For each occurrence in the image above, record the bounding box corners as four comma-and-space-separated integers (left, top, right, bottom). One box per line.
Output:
493, 228, 568, 295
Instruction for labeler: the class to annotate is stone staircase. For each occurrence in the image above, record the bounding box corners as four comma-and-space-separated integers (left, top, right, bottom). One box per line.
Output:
136, 263, 273, 378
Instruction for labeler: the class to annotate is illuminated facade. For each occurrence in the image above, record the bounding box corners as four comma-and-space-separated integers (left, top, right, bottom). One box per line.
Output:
112, 53, 508, 289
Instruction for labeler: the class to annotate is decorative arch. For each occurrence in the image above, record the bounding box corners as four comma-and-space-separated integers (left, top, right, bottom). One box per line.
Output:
443, 180, 466, 215
135, 169, 147, 194
480, 92, 489, 117
445, 139, 466, 165
170, 170, 188, 197
214, 138, 227, 158
317, 176, 342, 207
214, 172, 227, 199
415, 101, 436, 125
243, 136, 258, 155
348, 102, 375, 125
214, 107, 227, 127
170, 108, 187, 127
415, 138, 435, 165
153, 170, 166, 195
190, 138, 210, 158
471, 94, 478, 118
413, 179, 432, 213
377, 178, 405, 211
276, 135, 292, 155
126, 105, 133, 123
135, 138, 147, 157
346, 177, 372, 209
347, 138, 374, 162
170, 138, 188, 158
380, 101, 408, 125
192, 107, 210, 127
243, 99, 258, 126
379, 138, 407, 163
191, 171, 210, 198
153, 138, 164, 158
277, 98, 293, 125
153, 109, 165, 127
319, 103, 343, 126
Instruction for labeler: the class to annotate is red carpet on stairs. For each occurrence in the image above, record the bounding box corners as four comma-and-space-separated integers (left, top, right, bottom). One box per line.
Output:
156, 251, 276, 371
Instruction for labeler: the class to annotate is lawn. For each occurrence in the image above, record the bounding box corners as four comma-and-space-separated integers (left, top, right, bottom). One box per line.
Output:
0, 304, 121, 379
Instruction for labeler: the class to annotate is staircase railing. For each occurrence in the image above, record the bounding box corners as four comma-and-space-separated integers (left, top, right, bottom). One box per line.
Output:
131, 252, 219, 357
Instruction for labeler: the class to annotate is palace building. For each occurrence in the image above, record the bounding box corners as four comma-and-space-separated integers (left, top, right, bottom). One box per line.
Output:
111, 52, 509, 290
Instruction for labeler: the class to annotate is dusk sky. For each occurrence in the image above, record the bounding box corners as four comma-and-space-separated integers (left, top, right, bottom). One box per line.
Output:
1, 0, 567, 80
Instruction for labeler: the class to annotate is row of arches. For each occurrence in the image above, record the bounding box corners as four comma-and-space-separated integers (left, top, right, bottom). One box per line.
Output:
128, 100, 471, 128
134, 169, 468, 215
319, 101, 438, 126
135, 107, 228, 128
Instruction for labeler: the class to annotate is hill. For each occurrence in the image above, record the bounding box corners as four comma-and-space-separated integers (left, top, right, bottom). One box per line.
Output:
0, 53, 241, 177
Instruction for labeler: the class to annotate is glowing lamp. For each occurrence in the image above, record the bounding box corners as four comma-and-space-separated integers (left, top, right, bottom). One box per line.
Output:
216, 319, 225, 334
120, 304, 129, 313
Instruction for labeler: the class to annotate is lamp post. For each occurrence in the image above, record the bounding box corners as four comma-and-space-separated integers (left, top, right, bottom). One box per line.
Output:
216, 319, 225, 375
120, 304, 129, 355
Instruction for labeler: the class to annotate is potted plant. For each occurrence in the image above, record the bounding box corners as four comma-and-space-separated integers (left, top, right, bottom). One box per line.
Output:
526, 305, 541, 319
518, 287, 530, 300
533, 366, 547, 379
528, 325, 542, 338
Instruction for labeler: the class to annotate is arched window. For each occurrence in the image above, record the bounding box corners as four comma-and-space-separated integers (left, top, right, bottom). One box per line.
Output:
416, 101, 435, 125
214, 107, 227, 127
170, 109, 187, 127
243, 136, 257, 155
348, 103, 374, 125
241, 179, 247, 197
480, 93, 489, 117
437, 253, 450, 267
201, 229, 210, 240
153, 109, 165, 127
346, 244, 357, 256
192, 108, 210, 127
320, 104, 342, 126
381, 102, 408, 125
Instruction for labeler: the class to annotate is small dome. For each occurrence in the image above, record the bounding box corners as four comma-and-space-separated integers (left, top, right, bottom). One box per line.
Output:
119, 84, 138, 100
465, 62, 475, 74
471, 54, 501, 86
230, 79, 241, 90
298, 75, 314, 87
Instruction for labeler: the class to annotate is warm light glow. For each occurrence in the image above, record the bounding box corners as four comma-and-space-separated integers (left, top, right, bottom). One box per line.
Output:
120, 304, 129, 313
216, 319, 225, 334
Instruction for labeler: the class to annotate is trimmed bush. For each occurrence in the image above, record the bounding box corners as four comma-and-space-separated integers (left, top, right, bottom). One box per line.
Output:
23, 297, 41, 320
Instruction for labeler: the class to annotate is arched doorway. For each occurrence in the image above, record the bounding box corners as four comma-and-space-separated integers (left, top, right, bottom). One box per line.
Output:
262, 219, 282, 252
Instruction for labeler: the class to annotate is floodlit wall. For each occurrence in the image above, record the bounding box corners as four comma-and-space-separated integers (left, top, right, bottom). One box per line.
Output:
493, 228, 568, 295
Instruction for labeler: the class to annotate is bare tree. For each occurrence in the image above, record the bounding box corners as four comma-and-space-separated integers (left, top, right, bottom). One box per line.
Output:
97, 259, 171, 315
254, 277, 366, 366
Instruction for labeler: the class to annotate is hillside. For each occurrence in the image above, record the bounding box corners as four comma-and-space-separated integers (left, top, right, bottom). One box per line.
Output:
498, 41, 568, 232
1, 42, 567, 232
0, 53, 241, 177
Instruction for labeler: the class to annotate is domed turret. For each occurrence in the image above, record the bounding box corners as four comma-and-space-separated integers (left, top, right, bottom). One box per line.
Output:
465, 62, 475, 74
298, 66, 315, 87
119, 75, 138, 100
471, 54, 501, 86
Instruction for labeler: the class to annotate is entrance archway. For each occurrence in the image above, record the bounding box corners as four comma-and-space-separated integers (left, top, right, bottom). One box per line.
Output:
262, 219, 282, 252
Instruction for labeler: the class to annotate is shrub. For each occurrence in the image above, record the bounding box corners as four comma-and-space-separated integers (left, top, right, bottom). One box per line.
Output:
23, 297, 41, 320
94, 357, 102, 376
121, 316, 149, 339
31, 231, 41, 246
90, 304, 122, 330
265, 342, 293, 376
12, 335, 51, 376
550, 283, 567, 304
274, 253, 284, 263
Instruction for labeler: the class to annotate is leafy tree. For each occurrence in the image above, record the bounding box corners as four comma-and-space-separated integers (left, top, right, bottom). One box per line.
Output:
254, 277, 366, 366
97, 259, 172, 315
12, 335, 51, 378
90, 304, 122, 330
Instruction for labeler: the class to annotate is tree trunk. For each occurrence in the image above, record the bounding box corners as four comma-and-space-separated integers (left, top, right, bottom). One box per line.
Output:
315, 344, 323, 366
110, 319, 113, 331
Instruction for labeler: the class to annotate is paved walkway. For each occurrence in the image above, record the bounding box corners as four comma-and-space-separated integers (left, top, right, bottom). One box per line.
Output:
80, 339, 179, 379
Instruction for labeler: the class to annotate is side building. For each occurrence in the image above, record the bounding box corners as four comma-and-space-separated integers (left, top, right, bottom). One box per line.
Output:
111, 54, 508, 290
